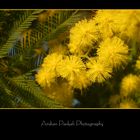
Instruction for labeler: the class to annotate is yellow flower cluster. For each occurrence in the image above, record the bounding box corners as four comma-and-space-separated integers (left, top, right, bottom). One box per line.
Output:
58, 55, 91, 90
94, 10, 140, 41
36, 10, 131, 89
36, 52, 113, 90
35, 10, 140, 107
109, 74, 140, 108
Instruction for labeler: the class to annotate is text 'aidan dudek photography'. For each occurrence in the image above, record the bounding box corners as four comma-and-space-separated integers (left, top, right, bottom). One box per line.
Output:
41, 120, 104, 127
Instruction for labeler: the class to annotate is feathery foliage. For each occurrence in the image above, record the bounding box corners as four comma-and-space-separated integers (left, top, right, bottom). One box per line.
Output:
0, 10, 92, 108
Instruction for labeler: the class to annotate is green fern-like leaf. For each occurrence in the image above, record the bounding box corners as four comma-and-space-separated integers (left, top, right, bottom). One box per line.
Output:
9, 72, 63, 108
47, 10, 92, 41
0, 10, 44, 58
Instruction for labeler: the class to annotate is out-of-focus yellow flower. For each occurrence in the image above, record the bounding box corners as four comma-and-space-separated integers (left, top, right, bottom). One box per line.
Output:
38, 10, 56, 23
68, 19, 98, 55
135, 57, 140, 70
115, 10, 140, 41
44, 80, 73, 107
35, 69, 56, 87
94, 10, 119, 38
86, 58, 112, 83
42, 53, 63, 74
49, 44, 69, 55
57, 55, 86, 80
120, 74, 140, 97
120, 100, 138, 108
97, 37, 129, 69
94, 10, 140, 41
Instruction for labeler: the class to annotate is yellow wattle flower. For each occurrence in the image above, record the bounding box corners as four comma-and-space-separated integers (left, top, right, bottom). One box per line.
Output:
94, 10, 140, 41
68, 71, 91, 90
35, 53, 63, 87
97, 37, 129, 69
86, 58, 112, 83
57, 55, 86, 80
120, 74, 140, 97
68, 19, 98, 55
94, 10, 119, 39
115, 10, 140, 41
42, 53, 63, 74
35, 69, 56, 87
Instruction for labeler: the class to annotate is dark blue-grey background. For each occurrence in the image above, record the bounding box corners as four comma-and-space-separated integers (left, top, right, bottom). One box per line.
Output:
0, 0, 140, 9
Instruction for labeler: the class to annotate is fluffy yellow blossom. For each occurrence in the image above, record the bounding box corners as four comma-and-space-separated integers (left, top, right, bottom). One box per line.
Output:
97, 37, 129, 68
44, 79, 73, 107
94, 10, 119, 38
115, 10, 140, 41
86, 58, 112, 83
35, 69, 56, 87
68, 19, 98, 55
68, 71, 91, 90
57, 55, 91, 89
35, 53, 63, 87
120, 100, 138, 108
42, 53, 63, 74
57, 55, 86, 80
120, 74, 140, 97
94, 10, 140, 41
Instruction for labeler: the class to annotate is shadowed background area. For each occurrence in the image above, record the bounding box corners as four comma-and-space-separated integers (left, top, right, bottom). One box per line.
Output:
0, 0, 139, 9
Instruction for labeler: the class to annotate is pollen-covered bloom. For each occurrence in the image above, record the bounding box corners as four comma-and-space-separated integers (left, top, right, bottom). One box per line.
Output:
86, 58, 112, 83
114, 10, 140, 41
68, 71, 91, 90
97, 37, 129, 69
42, 53, 63, 74
68, 19, 98, 55
94, 10, 120, 38
35, 53, 63, 87
120, 74, 140, 97
35, 69, 56, 87
94, 10, 140, 41
57, 55, 87, 87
